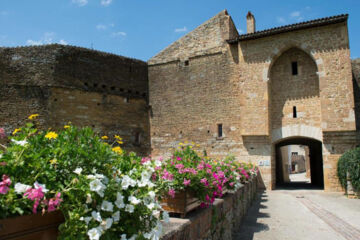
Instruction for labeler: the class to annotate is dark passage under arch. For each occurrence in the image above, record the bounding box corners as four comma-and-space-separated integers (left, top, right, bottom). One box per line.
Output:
275, 137, 324, 189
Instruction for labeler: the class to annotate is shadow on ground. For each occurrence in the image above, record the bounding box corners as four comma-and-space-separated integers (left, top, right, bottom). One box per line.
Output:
275, 182, 324, 191
234, 191, 270, 240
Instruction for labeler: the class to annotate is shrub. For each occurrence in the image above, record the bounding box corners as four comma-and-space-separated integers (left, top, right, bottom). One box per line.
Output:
337, 147, 360, 192
0, 115, 167, 240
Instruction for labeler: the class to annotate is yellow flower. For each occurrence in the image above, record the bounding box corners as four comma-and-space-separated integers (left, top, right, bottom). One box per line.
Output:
189, 146, 193, 149
45, 131, 58, 140
28, 114, 39, 120
178, 142, 183, 146
112, 146, 123, 155
101, 136, 109, 140
117, 140, 123, 145
12, 128, 21, 135
191, 141, 195, 145
196, 144, 200, 147
184, 140, 188, 144
64, 125, 71, 129
114, 135, 122, 140
50, 159, 57, 164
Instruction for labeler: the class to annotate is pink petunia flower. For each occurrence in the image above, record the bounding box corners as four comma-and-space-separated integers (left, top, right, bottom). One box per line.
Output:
0, 175, 11, 195
168, 188, 176, 198
175, 164, 184, 169
183, 178, 191, 186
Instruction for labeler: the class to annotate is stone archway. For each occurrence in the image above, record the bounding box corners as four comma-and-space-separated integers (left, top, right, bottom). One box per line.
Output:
268, 47, 323, 189
274, 137, 324, 188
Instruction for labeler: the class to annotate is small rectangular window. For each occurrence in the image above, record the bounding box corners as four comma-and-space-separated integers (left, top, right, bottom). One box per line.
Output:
217, 124, 223, 138
292, 62, 298, 75
293, 106, 297, 118
184, 60, 189, 66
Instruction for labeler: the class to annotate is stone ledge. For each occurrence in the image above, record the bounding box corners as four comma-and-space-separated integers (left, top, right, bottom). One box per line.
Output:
161, 176, 258, 240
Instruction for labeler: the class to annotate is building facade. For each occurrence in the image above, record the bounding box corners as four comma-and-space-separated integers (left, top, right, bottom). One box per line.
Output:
148, 10, 360, 191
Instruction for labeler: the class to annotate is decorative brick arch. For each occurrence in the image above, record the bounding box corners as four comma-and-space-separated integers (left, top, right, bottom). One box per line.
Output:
262, 42, 324, 82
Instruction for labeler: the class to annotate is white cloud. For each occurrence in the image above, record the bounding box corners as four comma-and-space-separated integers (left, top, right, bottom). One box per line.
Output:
290, 11, 303, 22
111, 31, 127, 37
26, 32, 68, 46
96, 24, 107, 30
59, 39, 68, 45
237, 29, 244, 34
101, 0, 112, 6
290, 11, 301, 18
174, 26, 187, 33
72, 0, 88, 7
277, 17, 287, 24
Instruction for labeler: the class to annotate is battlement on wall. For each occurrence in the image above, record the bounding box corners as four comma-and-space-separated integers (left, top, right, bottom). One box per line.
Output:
0, 44, 148, 99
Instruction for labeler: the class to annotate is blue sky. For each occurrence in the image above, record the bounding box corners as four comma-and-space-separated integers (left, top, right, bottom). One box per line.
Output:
0, 0, 359, 61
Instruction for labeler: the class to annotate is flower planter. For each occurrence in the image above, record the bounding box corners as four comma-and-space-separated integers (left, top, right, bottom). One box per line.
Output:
161, 190, 200, 218
0, 211, 64, 240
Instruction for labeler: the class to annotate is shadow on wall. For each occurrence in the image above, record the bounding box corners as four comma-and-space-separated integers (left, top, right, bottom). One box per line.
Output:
233, 191, 269, 240
352, 73, 360, 131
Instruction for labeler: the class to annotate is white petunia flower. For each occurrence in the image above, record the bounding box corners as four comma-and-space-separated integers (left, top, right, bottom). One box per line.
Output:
80, 216, 92, 225
128, 196, 141, 205
89, 179, 106, 197
121, 234, 127, 240
91, 211, 102, 222
11, 139, 28, 146
162, 211, 170, 223
112, 211, 120, 222
148, 191, 155, 199
34, 182, 49, 193
152, 210, 160, 217
101, 200, 114, 212
87, 174, 97, 180
73, 167, 83, 175
154, 160, 162, 167
86, 193, 93, 204
146, 203, 155, 210
115, 192, 125, 209
87, 227, 102, 240
144, 220, 162, 240
101, 218, 113, 230
121, 175, 136, 190
129, 235, 137, 240
125, 204, 134, 213
14, 183, 31, 194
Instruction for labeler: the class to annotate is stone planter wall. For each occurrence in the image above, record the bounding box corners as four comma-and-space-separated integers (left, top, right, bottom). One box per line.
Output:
161, 176, 259, 240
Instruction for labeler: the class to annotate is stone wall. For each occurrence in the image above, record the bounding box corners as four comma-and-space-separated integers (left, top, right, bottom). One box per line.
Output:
161, 176, 258, 240
0, 44, 150, 155
149, 10, 358, 191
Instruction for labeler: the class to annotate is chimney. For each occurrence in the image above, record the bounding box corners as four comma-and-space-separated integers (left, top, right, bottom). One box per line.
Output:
246, 11, 256, 34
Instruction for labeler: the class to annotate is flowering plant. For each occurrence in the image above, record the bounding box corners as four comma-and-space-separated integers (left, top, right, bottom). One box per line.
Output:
151, 142, 259, 208
0, 115, 167, 240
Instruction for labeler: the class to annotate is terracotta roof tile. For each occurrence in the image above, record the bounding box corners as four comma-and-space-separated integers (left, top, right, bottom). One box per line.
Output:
227, 14, 348, 43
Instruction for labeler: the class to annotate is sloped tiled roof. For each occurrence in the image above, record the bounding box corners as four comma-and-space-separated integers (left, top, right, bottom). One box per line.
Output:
227, 14, 348, 43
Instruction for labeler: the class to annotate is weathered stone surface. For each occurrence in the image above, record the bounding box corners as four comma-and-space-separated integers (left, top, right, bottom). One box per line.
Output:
0, 44, 150, 155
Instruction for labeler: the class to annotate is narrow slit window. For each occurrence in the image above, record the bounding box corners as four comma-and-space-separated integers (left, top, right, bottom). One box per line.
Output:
218, 124, 223, 138
292, 61, 298, 75
293, 106, 297, 118
135, 132, 141, 145
184, 60, 189, 66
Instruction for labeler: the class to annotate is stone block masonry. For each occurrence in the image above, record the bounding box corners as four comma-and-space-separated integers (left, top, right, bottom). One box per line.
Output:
0, 44, 150, 155
161, 176, 259, 240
